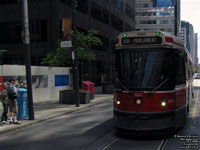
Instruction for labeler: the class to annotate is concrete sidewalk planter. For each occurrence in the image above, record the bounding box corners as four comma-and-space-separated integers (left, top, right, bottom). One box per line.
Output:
59, 90, 90, 104
79, 90, 90, 104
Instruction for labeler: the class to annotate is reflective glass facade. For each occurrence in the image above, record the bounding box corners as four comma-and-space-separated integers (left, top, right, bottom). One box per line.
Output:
135, 0, 180, 36
181, 21, 194, 55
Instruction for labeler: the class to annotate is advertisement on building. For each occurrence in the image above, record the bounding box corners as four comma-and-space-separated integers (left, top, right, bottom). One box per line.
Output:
60, 17, 72, 48
157, 0, 174, 7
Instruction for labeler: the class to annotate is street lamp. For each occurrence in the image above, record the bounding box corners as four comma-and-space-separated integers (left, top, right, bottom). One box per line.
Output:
72, 0, 80, 107
22, 0, 34, 120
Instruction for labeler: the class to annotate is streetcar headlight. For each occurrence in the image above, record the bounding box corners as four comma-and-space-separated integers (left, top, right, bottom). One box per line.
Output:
117, 100, 121, 105
116, 96, 121, 105
161, 97, 166, 107
161, 101, 166, 107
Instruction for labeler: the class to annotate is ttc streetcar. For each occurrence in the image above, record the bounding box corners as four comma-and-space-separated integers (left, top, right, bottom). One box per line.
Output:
113, 31, 193, 135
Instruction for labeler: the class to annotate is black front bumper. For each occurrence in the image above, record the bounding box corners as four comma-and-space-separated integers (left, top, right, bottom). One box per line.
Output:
113, 109, 182, 136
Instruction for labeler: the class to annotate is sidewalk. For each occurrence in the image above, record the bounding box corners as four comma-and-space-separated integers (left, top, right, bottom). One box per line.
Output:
0, 94, 113, 135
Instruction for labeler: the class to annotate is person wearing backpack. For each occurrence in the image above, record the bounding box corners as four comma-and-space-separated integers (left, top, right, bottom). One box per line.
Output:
0, 83, 9, 123
7, 79, 19, 124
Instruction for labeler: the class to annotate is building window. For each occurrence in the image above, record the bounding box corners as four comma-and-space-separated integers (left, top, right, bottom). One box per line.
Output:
136, 12, 156, 16
167, 28, 173, 32
77, 0, 88, 14
102, 8, 109, 25
157, 19, 174, 25
0, 0, 19, 5
111, 0, 124, 12
29, 20, 47, 42
0, 22, 22, 44
60, 0, 72, 6
111, 14, 124, 31
136, 20, 156, 24
125, 23, 132, 32
91, 1, 109, 25
135, 3, 149, 8
125, 3, 134, 19
156, 11, 174, 16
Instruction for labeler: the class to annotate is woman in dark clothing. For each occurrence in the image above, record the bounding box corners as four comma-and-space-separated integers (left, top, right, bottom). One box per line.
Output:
0, 83, 9, 123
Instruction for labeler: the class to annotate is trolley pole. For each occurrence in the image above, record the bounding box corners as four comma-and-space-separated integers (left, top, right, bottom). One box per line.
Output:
72, 0, 80, 107
22, 0, 35, 120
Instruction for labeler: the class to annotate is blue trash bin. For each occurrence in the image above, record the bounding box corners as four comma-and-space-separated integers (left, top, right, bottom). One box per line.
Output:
17, 88, 29, 119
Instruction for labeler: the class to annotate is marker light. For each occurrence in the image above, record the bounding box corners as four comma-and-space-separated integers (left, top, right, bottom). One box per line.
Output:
115, 38, 119, 44
156, 32, 160, 36
165, 37, 173, 43
136, 98, 142, 105
123, 33, 127, 37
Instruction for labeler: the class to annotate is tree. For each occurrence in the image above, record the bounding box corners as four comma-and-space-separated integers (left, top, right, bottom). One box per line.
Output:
42, 29, 102, 67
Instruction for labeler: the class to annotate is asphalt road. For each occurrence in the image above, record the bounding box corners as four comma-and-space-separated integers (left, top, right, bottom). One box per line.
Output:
0, 88, 200, 150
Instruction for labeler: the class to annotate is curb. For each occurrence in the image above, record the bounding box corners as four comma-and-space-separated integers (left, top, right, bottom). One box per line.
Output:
0, 96, 113, 135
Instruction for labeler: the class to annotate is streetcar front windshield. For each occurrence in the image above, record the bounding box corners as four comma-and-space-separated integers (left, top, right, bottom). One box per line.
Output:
116, 48, 175, 91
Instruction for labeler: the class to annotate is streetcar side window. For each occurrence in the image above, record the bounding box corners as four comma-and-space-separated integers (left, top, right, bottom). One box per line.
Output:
175, 51, 186, 85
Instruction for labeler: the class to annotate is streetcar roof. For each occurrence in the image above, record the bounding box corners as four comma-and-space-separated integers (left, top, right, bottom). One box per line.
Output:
116, 31, 184, 48
115, 31, 193, 62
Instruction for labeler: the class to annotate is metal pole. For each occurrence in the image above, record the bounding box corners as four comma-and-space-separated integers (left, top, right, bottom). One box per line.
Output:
72, 0, 80, 107
174, 0, 177, 36
22, 0, 35, 120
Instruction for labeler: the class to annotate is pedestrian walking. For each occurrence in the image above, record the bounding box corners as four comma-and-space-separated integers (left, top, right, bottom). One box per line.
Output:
7, 79, 20, 125
0, 83, 9, 123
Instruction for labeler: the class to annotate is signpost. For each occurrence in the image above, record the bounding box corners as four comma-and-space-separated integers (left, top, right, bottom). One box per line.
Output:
60, 1, 80, 107
72, 0, 80, 107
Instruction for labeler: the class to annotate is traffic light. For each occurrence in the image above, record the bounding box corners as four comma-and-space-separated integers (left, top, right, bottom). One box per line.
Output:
72, 0, 78, 9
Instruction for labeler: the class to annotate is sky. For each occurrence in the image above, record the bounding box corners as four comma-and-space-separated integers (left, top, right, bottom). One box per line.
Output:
181, 0, 200, 60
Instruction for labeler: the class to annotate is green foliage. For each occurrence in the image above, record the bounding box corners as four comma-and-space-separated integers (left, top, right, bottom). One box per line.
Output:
42, 46, 72, 67
42, 29, 102, 67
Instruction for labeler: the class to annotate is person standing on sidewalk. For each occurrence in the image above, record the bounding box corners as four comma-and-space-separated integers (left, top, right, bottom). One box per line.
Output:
7, 79, 19, 125
0, 83, 9, 123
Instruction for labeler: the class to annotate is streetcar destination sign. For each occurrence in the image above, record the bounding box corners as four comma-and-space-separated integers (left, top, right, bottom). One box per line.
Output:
121, 37, 162, 45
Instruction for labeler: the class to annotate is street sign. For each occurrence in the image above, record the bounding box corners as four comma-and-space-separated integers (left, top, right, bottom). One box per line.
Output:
60, 41, 72, 48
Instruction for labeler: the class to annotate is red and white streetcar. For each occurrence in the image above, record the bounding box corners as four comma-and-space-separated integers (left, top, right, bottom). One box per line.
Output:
113, 31, 193, 135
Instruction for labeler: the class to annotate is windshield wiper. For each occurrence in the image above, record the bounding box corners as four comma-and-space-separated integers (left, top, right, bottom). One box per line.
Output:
151, 77, 169, 92
115, 77, 130, 92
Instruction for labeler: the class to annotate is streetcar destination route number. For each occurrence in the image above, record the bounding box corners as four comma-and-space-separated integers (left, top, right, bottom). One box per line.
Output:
121, 37, 162, 45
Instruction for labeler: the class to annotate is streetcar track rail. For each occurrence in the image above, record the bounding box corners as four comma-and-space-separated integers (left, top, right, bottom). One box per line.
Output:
97, 136, 118, 150
157, 136, 169, 150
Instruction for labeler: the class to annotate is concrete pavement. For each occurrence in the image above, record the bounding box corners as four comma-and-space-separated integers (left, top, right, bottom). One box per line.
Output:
0, 94, 113, 135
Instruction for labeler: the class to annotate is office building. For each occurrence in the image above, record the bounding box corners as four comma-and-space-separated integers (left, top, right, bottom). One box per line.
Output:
181, 21, 194, 55
193, 33, 198, 65
135, 0, 181, 36
0, 0, 135, 86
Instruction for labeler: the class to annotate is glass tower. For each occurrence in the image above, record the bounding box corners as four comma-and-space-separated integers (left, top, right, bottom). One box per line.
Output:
135, 0, 180, 36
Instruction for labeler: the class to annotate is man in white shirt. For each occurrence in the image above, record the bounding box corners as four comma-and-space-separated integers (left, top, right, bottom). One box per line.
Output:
8, 79, 19, 124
